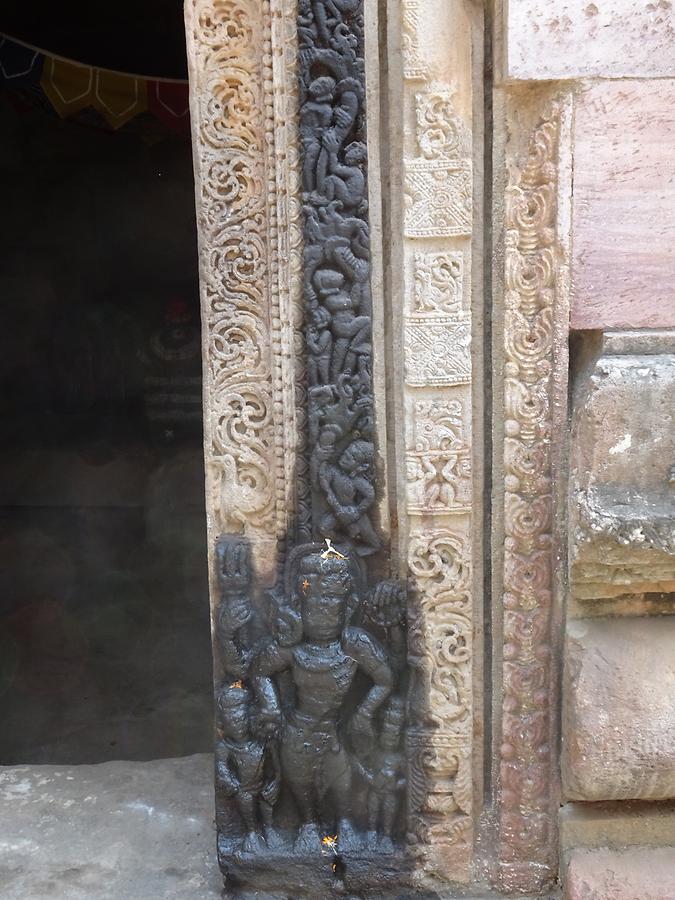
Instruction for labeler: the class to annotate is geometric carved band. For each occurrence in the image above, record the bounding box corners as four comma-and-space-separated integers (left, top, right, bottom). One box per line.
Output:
400, 0, 475, 883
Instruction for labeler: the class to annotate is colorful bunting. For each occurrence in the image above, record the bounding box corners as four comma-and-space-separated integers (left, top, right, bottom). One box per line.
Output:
0, 33, 190, 133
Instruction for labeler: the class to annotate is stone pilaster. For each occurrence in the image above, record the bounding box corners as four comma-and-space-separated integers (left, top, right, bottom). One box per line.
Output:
396, 0, 482, 884
492, 90, 571, 892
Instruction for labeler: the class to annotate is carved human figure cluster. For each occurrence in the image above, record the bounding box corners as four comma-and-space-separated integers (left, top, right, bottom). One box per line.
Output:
297, 0, 378, 556
215, 537, 407, 859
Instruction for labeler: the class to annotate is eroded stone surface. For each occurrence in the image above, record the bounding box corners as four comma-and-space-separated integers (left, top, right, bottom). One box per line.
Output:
570, 82, 675, 330
560, 800, 675, 854
505, 0, 675, 82
570, 332, 675, 601
0, 755, 222, 900
564, 847, 675, 900
494, 97, 566, 893
562, 617, 675, 802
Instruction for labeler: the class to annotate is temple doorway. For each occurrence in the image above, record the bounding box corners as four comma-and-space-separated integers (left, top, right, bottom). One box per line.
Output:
0, 7, 212, 764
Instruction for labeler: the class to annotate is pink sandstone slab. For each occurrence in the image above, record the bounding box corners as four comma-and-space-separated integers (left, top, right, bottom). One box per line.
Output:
505, 0, 675, 81
570, 81, 675, 330
562, 617, 675, 802
564, 848, 675, 900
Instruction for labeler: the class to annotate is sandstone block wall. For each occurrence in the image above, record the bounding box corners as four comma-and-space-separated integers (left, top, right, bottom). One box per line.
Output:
505, 0, 675, 81
563, 617, 675, 802
564, 848, 675, 900
569, 332, 675, 603
496, 0, 675, 893
570, 84, 675, 330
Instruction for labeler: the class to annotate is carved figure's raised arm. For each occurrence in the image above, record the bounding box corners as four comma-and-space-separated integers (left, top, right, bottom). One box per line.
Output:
252, 638, 293, 730
216, 538, 254, 679
218, 597, 253, 679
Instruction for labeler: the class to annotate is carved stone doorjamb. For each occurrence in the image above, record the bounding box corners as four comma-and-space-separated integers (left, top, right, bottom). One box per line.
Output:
185, 0, 304, 597
187, 0, 485, 891
491, 85, 572, 894
385, 0, 485, 885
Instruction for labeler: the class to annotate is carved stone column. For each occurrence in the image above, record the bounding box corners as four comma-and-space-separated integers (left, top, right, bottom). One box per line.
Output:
393, 0, 483, 885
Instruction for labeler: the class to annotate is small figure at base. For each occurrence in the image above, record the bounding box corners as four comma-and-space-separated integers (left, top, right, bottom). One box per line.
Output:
215, 683, 281, 856
354, 695, 406, 853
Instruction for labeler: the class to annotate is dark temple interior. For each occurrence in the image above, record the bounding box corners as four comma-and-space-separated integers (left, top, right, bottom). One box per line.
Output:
0, 1, 213, 763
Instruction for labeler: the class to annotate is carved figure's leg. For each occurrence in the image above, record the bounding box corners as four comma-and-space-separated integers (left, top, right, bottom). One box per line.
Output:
366, 790, 379, 848
348, 513, 380, 552
378, 792, 398, 853
236, 790, 267, 854
319, 511, 338, 537
323, 747, 361, 852
260, 799, 285, 849
318, 335, 332, 383
302, 138, 321, 192
308, 355, 318, 385
282, 725, 322, 852
330, 338, 350, 382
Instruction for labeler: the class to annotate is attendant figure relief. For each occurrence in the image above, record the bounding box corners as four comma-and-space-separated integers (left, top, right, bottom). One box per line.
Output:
215, 683, 282, 855
319, 440, 380, 554
353, 696, 406, 854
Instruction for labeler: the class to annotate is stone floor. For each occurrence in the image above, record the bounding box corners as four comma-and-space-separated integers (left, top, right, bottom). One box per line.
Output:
0, 754, 224, 900
0, 753, 558, 900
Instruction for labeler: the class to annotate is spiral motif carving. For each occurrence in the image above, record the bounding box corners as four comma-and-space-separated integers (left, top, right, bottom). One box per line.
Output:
498, 106, 561, 892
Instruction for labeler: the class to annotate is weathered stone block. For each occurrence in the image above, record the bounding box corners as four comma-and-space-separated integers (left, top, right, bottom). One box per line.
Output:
570, 331, 675, 601
563, 617, 675, 802
570, 82, 675, 330
505, 0, 675, 82
564, 848, 675, 900
560, 800, 675, 855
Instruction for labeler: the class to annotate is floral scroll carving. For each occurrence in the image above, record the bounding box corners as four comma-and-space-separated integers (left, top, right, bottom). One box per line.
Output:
187, 0, 305, 581
497, 105, 561, 893
404, 90, 472, 239
414, 251, 464, 316
406, 400, 471, 515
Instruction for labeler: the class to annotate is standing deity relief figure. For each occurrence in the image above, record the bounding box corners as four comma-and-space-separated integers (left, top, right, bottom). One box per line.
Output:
213, 537, 408, 856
